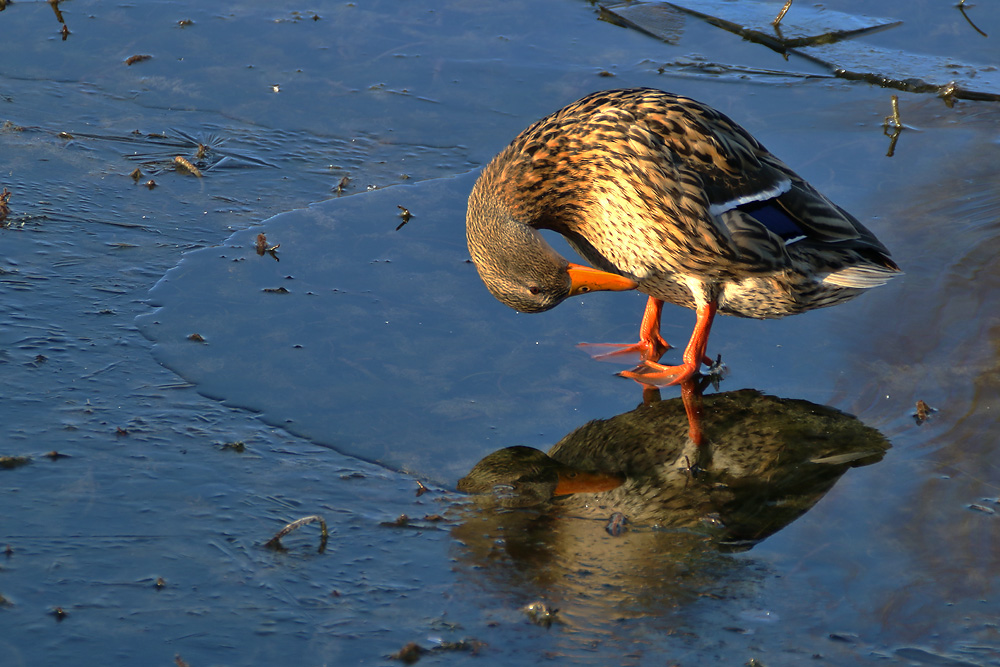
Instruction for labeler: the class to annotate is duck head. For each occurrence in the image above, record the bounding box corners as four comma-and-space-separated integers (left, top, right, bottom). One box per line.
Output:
466, 186, 637, 313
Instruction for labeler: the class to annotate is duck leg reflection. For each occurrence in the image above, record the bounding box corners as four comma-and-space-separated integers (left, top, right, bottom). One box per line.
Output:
671, 377, 715, 473
579, 297, 671, 363
641, 385, 662, 407
680, 378, 705, 447
639, 371, 711, 467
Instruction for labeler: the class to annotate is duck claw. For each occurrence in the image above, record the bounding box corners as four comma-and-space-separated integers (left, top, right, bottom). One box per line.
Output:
704, 354, 728, 389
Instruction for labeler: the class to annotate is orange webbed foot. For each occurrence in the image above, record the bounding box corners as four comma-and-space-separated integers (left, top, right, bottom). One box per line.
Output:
577, 336, 670, 364
618, 355, 727, 388
578, 296, 670, 363
619, 301, 724, 387
618, 360, 701, 387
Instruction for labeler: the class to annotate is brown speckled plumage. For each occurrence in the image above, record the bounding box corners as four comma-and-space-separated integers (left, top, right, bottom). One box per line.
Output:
466, 88, 901, 384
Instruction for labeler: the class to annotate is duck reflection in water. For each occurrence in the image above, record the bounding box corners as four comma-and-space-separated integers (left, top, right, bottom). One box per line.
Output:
458, 385, 889, 550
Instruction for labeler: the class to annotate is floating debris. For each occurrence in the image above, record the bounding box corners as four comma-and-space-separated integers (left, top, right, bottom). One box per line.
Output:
255, 233, 280, 260
396, 205, 412, 230
885, 95, 902, 128
381, 514, 410, 528
173, 155, 202, 177
0, 187, 10, 225
115, 128, 275, 175
265, 514, 329, 553
523, 601, 559, 628
389, 642, 425, 664
956, 1, 988, 38
431, 638, 486, 657
389, 639, 486, 665
0, 456, 31, 470
125, 54, 153, 66
335, 175, 350, 196
47, 0, 70, 39
772, 0, 794, 27
415, 480, 429, 496
187, 333, 206, 342
914, 399, 936, 425
130, 168, 143, 182
882, 95, 903, 157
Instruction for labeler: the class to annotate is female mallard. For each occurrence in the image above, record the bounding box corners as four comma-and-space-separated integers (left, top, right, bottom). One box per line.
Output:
466, 88, 901, 385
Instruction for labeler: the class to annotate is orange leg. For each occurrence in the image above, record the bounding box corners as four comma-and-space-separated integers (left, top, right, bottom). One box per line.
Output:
618, 300, 718, 387
578, 297, 671, 363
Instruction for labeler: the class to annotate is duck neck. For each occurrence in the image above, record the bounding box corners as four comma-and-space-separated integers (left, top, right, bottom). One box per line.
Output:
466, 180, 566, 277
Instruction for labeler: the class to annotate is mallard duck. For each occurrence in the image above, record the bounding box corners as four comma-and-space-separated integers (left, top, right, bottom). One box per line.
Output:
466, 88, 901, 385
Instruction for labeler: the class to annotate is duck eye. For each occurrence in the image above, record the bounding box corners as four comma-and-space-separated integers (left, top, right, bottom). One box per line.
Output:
528, 285, 541, 295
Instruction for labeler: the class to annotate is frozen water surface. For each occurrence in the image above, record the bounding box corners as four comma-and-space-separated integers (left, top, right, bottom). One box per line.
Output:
2, 0, 1000, 664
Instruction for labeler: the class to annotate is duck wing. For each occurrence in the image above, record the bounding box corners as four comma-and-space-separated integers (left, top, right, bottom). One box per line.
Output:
487, 87, 897, 282
622, 89, 897, 277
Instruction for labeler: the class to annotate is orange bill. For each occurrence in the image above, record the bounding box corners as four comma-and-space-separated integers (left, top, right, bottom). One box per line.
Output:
553, 469, 624, 496
567, 263, 638, 296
